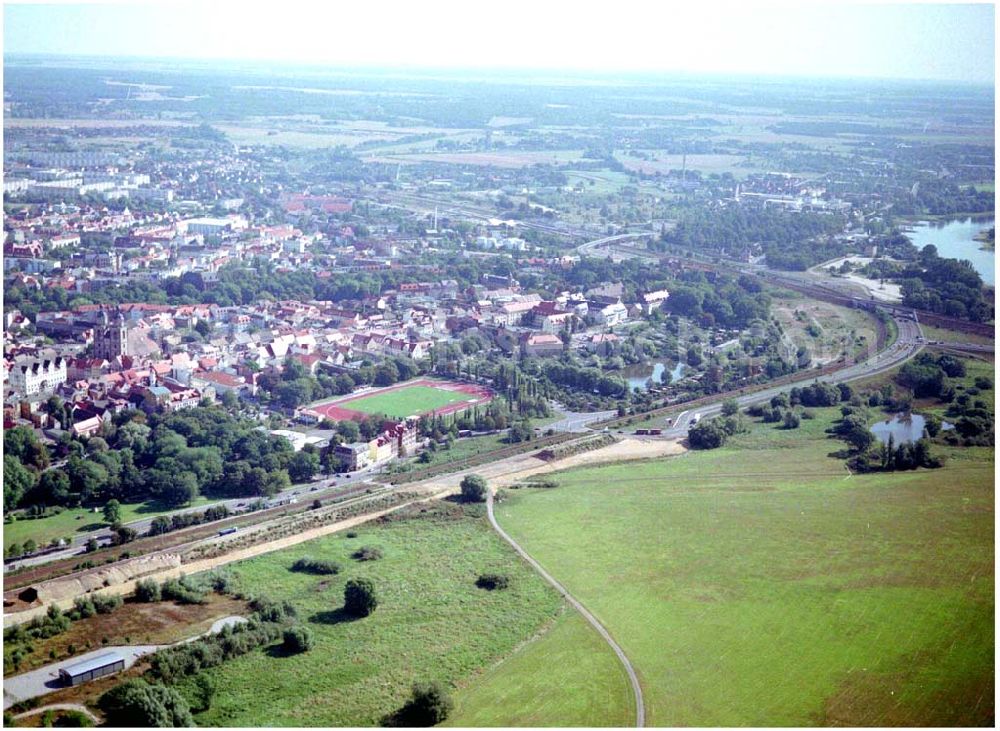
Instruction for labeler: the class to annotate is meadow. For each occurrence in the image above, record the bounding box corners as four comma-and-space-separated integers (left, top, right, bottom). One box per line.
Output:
492, 406, 994, 726
180, 502, 629, 726
446, 610, 634, 727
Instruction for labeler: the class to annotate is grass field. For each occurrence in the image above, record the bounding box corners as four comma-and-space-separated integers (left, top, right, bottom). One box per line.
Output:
341, 384, 472, 419
493, 407, 994, 726
3, 496, 214, 549
178, 502, 629, 727
446, 610, 634, 727
922, 323, 996, 347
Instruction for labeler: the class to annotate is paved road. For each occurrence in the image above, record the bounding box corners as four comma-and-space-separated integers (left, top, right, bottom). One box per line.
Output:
3, 644, 161, 710
577, 232, 655, 258
2, 615, 247, 709
547, 406, 617, 433
485, 489, 645, 727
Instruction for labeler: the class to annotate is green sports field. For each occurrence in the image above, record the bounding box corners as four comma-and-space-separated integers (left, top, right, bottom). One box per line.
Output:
336, 385, 473, 419
492, 407, 994, 726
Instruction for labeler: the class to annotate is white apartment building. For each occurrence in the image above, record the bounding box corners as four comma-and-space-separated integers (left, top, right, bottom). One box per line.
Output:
9, 356, 67, 396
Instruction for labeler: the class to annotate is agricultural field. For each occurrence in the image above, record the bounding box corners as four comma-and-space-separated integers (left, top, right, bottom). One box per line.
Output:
366, 150, 586, 168
215, 125, 391, 149
4, 496, 214, 550
493, 406, 994, 726
172, 502, 628, 727
614, 152, 759, 177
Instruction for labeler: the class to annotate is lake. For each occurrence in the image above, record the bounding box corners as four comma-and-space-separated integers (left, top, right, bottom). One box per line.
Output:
625, 360, 687, 390
870, 413, 954, 445
906, 217, 995, 286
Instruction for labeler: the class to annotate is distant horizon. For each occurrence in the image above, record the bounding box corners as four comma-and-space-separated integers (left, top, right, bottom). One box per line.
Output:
3, 2, 995, 85
4, 50, 995, 89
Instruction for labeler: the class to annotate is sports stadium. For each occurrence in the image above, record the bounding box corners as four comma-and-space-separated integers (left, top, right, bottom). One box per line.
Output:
302, 378, 492, 422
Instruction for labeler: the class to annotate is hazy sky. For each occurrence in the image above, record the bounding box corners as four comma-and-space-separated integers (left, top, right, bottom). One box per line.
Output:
3, 1, 995, 84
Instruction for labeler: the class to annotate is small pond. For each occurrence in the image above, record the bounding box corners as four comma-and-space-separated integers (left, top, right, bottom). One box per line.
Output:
870, 413, 954, 445
625, 360, 687, 390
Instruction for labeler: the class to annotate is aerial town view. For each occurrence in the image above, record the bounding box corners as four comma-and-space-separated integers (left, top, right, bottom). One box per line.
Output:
1, 2, 994, 728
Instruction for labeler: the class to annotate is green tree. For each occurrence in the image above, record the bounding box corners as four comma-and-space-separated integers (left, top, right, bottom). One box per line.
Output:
135, 579, 161, 602
36, 469, 71, 506
148, 516, 171, 536
459, 474, 488, 503
282, 626, 315, 654
344, 578, 378, 617
336, 420, 360, 442
383, 682, 454, 727
97, 678, 194, 727
3, 455, 34, 512
220, 390, 239, 410
721, 399, 739, 417
190, 674, 215, 713
688, 419, 728, 449
4, 426, 50, 470
103, 499, 122, 525
276, 379, 314, 409
160, 472, 199, 507
288, 451, 320, 483
266, 469, 291, 496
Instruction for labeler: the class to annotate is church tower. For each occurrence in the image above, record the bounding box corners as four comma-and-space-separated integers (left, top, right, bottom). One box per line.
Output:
94, 306, 129, 360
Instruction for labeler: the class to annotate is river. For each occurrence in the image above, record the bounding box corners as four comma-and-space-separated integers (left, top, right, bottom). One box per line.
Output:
906, 217, 995, 286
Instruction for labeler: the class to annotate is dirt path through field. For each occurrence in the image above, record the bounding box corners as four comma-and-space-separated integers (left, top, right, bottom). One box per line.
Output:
12, 703, 100, 723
